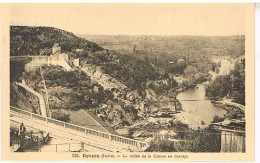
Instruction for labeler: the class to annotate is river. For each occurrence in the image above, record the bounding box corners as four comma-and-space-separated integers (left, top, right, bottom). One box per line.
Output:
177, 82, 227, 129
176, 58, 234, 129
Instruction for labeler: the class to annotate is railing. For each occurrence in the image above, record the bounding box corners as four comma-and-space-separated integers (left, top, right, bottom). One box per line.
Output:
10, 106, 148, 150
10, 55, 50, 58
15, 142, 86, 152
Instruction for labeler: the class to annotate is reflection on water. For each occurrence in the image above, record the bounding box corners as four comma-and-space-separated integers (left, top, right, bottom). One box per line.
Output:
177, 82, 227, 129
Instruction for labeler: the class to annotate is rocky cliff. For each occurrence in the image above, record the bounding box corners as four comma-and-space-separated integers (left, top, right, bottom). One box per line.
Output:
10, 26, 180, 137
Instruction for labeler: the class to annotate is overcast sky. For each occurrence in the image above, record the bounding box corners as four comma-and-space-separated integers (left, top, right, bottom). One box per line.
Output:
9, 3, 246, 36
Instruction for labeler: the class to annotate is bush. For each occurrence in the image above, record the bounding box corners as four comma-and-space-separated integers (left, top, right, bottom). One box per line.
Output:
146, 139, 176, 152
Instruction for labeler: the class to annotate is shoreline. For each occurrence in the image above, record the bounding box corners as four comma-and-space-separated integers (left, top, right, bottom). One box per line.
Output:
211, 100, 245, 119
175, 80, 226, 130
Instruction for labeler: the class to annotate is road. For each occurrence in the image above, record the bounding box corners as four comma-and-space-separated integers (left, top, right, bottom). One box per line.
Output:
10, 109, 146, 152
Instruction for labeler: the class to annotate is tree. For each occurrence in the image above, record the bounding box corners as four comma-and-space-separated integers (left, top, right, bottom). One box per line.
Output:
146, 139, 176, 152
206, 75, 231, 98
184, 65, 198, 77
194, 72, 206, 83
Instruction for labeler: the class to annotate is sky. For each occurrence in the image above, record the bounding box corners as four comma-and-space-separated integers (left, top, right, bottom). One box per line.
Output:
9, 3, 247, 36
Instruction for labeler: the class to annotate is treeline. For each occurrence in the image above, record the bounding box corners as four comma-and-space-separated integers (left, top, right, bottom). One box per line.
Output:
145, 116, 224, 152
85, 34, 244, 79
146, 128, 221, 152
85, 35, 245, 60
82, 49, 175, 95
102, 53, 163, 90
10, 58, 32, 82
10, 26, 103, 56
10, 26, 178, 97
206, 59, 245, 105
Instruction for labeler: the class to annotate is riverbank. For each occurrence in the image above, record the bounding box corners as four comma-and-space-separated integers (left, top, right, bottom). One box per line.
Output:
211, 100, 245, 119
177, 82, 227, 129
173, 111, 191, 127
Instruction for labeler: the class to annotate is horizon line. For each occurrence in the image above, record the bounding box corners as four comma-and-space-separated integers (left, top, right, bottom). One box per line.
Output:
10, 25, 245, 37
76, 33, 245, 37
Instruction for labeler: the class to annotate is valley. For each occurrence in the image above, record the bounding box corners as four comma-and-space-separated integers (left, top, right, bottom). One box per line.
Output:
10, 26, 245, 152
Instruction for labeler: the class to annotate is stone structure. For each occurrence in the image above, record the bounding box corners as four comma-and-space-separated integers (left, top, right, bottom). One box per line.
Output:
25, 43, 73, 71
211, 119, 245, 153
52, 43, 61, 54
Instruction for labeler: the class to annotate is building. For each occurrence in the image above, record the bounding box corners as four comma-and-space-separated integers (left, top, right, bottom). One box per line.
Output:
211, 119, 245, 153
25, 43, 73, 71
52, 43, 61, 54
69, 109, 119, 135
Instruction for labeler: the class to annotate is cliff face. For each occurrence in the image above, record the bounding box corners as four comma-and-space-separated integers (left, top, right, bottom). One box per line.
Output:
10, 84, 35, 112
10, 26, 180, 134
81, 64, 127, 90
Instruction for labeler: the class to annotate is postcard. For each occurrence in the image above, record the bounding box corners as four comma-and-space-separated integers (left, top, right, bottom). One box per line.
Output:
0, 3, 255, 161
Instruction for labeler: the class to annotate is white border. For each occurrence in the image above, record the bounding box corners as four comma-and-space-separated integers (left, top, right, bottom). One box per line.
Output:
0, 0, 259, 3
255, 3, 260, 163
1, 1, 259, 163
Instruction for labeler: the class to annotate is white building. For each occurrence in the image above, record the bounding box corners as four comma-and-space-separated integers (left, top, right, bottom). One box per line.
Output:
25, 43, 72, 71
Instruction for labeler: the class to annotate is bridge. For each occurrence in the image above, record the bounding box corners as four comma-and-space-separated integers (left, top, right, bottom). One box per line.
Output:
10, 106, 148, 152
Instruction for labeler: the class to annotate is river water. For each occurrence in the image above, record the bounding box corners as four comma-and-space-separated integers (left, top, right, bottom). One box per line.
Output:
176, 59, 234, 129
177, 82, 227, 129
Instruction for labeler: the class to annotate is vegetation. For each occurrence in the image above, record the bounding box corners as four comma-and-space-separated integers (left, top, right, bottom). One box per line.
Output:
10, 26, 103, 56
84, 35, 245, 59
10, 26, 245, 152
80, 49, 175, 95
22, 65, 114, 110
83, 35, 232, 90
206, 59, 245, 105
102, 53, 163, 90
146, 139, 176, 152
166, 62, 187, 74
10, 58, 31, 82
84, 35, 244, 76
206, 75, 231, 98
146, 116, 223, 152
146, 127, 221, 152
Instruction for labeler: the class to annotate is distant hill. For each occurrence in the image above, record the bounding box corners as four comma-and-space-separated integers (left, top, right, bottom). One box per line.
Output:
10, 26, 103, 56
81, 34, 245, 58
10, 26, 169, 93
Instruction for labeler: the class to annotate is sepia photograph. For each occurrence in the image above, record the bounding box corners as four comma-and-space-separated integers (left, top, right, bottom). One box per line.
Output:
0, 3, 255, 162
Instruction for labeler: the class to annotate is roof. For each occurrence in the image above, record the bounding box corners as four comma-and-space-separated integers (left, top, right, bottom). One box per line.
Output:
69, 109, 119, 135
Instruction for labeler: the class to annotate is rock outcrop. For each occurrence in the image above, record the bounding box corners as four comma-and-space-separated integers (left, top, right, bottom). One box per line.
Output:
81, 64, 127, 90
